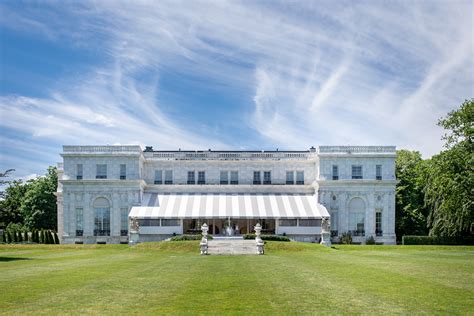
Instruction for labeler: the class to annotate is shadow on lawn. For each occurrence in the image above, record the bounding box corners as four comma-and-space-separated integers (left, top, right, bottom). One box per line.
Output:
0, 257, 32, 262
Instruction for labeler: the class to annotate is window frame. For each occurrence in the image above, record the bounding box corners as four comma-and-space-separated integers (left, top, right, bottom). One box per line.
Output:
154, 170, 163, 184
376, 164, 382, 180
296, 171, 304, 185
96, 164, 107, 179
120, 164, 126, 180
220, 171, 229, 185
263, 171, 271, 185
187, 171, 196, 185
197, 171, 206, 184
286, 171, 294, 185
76, 164, 83, 180
332, 165, 338, 180
351, 165, 363, 180
230, 171, 239, 185
253, 171, 261, 185
164, 170, 173, 184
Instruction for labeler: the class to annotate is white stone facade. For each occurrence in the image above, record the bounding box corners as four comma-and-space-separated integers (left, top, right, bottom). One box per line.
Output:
57, 145, 397, 244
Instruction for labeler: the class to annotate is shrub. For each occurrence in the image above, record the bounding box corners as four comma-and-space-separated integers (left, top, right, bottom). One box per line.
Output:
340, 232, 352, 244
170, 234, 214, 241
243, 234, 290, 242
402, 235, 474, 245
366, 236, 376, 245
53, 232, 60, 244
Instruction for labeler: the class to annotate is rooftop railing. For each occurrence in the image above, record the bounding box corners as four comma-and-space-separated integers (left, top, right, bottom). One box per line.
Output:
318, 146, 396, 154
63, 145, 142, 153
145, 151, 314, 160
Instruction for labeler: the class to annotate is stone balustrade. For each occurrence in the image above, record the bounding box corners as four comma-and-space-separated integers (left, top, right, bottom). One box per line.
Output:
63, 145, 142, 153
144, 151, 315, 160
318, 146, 396, 154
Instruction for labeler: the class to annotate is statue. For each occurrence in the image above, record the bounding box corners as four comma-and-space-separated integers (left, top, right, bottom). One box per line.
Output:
322, 217, 331, 233
200, 223, 209, 255
320, 217, 331, 247
130, 217, 139, 233
254, 223, 264, 255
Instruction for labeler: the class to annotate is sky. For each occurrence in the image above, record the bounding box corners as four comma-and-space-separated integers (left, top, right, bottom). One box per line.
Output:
0, 0, 473, 181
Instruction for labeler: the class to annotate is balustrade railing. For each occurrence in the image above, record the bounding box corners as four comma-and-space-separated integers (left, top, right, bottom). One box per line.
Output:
63, 145, 142, 153
319, 146, 396, 153
146, 150, 314, 160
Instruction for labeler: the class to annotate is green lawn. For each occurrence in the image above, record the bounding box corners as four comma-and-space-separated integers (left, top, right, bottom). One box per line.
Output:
0, 242, 473, 315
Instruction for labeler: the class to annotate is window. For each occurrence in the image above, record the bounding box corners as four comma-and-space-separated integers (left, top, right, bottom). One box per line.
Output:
197, 171, 205, 184
376, 210, 382, 236
279, 219, 297, 226
230, 171, 238, 184
120, 208, 128, 236
220, 171, 229, 184
352, 165, 363, 179
76, 208, 83, 236
296, 171, 304, 185
332, 165, 338, 180
138, 219, 160, 226
253, 171, 261, 185
96, 164, 107, 179
76, 164, 83, 180
93, 198, 110, 236
349, 213, 365, 236
376, 165, 382, 180
298, 219, 321, 226
286, 171, 294, 184
120, 164, 126, 180
263, 171, 271, 185
187, 171, 195, 184
154, 170, 162, 184
164, 170, 173, 184
162, 218, 180, 226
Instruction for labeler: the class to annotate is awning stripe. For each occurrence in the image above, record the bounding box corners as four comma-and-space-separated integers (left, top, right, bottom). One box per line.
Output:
129, 193, 328, 219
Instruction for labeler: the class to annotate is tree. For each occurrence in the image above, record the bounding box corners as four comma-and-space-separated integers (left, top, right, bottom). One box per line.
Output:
395, 150, 429, 240
424, 99, 473, 237
0, 169, 15, 199
0, 181, 30, 228
20, 167, 58, 230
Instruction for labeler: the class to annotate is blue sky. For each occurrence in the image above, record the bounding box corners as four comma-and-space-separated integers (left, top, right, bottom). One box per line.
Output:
0, 0, 473, 180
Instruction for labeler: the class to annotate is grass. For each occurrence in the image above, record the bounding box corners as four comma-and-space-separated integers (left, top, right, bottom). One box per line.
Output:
0, 242, 473, 315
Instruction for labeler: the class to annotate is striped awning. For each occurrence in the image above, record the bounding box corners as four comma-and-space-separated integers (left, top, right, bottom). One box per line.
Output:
129, 193, 329, 219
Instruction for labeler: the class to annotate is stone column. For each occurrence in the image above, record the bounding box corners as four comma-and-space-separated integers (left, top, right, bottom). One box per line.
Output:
366, 193, 376, 238
84, 192, 93, 238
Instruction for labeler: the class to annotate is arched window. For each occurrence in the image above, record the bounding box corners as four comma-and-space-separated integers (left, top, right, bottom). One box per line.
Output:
93, 197, 110, 236
348, 197, 365, 236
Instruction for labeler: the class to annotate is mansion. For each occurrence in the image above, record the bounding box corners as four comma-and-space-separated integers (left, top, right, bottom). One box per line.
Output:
56, 145, 397, 244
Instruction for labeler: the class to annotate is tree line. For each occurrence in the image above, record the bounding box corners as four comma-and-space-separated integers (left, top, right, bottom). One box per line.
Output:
396, 99, 473, 241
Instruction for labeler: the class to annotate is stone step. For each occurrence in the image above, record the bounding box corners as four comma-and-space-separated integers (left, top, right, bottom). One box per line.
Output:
207, 239, 259, 255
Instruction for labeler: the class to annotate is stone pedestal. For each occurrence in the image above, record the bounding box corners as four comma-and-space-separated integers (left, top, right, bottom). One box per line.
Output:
320, 231, 331, 247
129, 232, 139, 245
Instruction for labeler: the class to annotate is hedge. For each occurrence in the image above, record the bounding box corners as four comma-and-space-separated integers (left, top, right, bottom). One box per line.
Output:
402, 235, 474, 245
170, 234, 214, 241
243, 234, 291, 242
